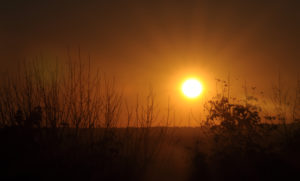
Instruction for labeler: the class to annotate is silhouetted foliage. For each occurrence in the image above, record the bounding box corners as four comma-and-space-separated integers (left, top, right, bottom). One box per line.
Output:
1, 59, 300, 180
0, 58, 171, 181
205, 96, 263, 154
190, 77, 300, 181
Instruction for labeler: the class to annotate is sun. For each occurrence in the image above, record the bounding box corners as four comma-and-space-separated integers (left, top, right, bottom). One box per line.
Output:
182, 78, 203, 98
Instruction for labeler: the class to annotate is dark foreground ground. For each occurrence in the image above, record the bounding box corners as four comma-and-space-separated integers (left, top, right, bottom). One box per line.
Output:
1, 127, 300, 181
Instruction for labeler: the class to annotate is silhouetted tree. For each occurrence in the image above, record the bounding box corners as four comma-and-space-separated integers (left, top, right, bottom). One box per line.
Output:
205, 96, 263, 155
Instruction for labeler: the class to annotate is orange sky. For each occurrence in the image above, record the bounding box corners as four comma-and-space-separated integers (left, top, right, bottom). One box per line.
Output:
0, 0, 299, 126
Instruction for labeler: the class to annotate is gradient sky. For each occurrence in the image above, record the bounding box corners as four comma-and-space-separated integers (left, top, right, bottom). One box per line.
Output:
1, 0, 299, 120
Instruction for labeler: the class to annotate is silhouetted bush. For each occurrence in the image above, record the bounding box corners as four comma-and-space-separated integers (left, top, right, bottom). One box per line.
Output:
190, 77, 300, 180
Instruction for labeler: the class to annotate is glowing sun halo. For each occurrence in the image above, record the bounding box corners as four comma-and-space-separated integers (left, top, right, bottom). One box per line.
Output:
182, 78, 203, 98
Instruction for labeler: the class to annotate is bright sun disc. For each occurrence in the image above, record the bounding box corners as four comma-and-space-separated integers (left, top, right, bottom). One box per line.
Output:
182, 78, 203, 98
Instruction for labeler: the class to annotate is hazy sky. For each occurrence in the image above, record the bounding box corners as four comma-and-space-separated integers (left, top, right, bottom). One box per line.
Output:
1, 0, 299, 109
